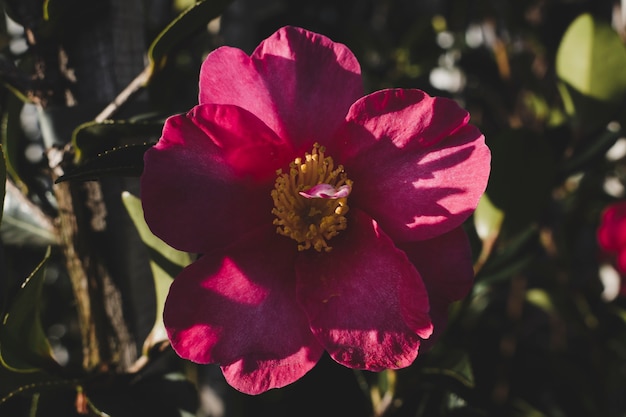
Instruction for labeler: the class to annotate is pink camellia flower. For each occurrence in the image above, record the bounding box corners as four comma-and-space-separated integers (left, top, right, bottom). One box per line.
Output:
140, 26, 491, 395
598, 201, 626, 275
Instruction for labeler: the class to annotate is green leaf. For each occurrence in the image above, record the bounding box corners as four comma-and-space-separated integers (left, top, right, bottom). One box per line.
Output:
1, 179, 59, 247
474, 226, 539, 288
420, 345, 475, 390
0, 247, 58, 372
147, 0, 234, 77
56, 142, 154, 183
0, 365, 73, 406
474, 193, 504, 243
2, 93, 29, 192
0, 144, 6, 226
71, 119, 163, 164
556, 13, 626, 102
558, 121, 622, 176
526, 288, 556, 315
55, 118, 164, 182
85, 370, 198, 417
121, 192, 191, 353
485, 128, 555, 235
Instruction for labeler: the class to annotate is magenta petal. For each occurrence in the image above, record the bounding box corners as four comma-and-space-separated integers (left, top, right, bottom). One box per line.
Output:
335, 89, 491, 241
598, 201, 626, 252
296, 209, 433, 371
141, 107, 280, 253
187, 104, 292, 180
398, 227, 475, 346
199, 26, 363, 150
164, 227, 324, 395
398, 227, 475, 303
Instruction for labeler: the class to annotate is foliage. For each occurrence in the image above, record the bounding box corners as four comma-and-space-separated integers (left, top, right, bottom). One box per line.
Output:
0, 0, 625, 416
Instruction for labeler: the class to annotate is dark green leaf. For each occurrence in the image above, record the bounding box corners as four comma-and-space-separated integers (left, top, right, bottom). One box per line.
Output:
0, 246, 59, 372
86, 371, 198, 417
121, 192, 191, 354
2, 92, 29, 191
420, 347, 475, 390
0, 365, 73, 406
558, 121, 622, 176
71, 119, 163, 164
55, 143, 154, 183
147, 0, 234, 76
474, 226, 539, 287
485, 128, 555, 235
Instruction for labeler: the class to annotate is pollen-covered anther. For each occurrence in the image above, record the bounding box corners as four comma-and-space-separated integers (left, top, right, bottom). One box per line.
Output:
271, 143, 352, 252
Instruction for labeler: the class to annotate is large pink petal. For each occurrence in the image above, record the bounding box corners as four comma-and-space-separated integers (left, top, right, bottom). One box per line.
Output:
164, 227, 324, 395
296, 209, 433, 371
398, 227, 475, 303
398, 227, 475, 347
199, 26, 363, 151
332, 89, 491, 242
141, 105, 283, 253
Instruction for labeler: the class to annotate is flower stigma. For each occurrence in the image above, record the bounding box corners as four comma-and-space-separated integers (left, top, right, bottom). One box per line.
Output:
271, 143, 352, 252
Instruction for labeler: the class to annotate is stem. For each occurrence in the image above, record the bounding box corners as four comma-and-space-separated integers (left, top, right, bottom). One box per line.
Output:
94, 66, 151, 123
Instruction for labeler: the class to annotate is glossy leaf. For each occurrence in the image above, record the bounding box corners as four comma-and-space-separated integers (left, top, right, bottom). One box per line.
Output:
2, 93, 29, 192
147, 0, 234, 78
71, 119, 163, 164
56, 143, 154, 183
1, 179, 58, 247
556, 13, 626, 102
121, 192, 191, 354
0, 246, 58, 372
0, 365, 72, 406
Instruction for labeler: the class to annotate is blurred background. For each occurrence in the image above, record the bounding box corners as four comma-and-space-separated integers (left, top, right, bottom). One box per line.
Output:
1, 0, 626, 416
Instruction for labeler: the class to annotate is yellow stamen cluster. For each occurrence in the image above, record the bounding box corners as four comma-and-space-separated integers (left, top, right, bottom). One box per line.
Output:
271, 143, 352, 252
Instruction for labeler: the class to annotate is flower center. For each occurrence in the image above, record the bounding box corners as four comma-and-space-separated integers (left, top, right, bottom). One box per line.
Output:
271, 143, 352, 252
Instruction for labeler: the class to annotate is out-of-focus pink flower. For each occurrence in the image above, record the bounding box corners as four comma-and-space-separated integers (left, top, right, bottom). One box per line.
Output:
140, 26, 491, 395
598, 201, 626, 275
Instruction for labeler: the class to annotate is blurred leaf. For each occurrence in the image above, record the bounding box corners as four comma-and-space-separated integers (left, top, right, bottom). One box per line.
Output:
56, 143, 154, 183
474, 193, 504, 243
1, 179, 58, 247
71, 119, 163, 164
526, 288, 556, 315
556, 13, 626, 103
147, 0, 233, 78
1, 92, 28, 192
0, 246, 59, 372
558, 122, 621, 176
86, 370, 198, 417
474, 226, 539, 288
121, 192, 191, 354
0, 366, 72, 406
0, 144, 5, 226
485, 129, 555, 235
420, 345, 475, 390
369, 369, 396, 417
509, 398, 549, 417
